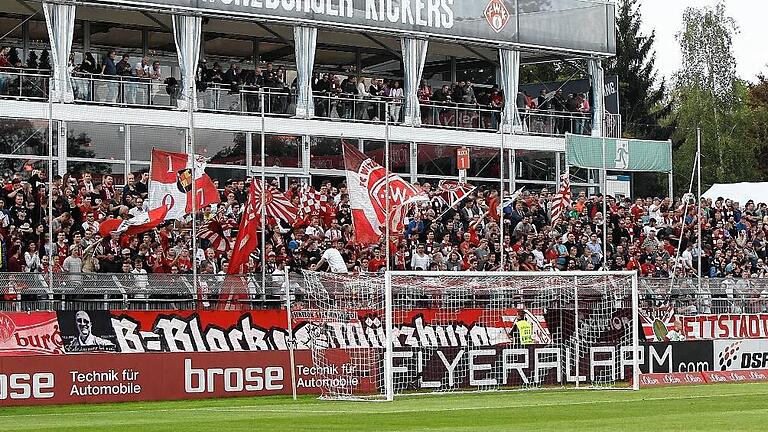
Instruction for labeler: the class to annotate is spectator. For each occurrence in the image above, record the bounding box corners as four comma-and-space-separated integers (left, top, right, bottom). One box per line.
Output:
101, 50, 119, 102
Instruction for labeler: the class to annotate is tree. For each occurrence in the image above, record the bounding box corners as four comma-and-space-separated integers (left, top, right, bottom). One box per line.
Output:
671, 2, 754, 192
67, 132, 111, 175
604, 0, 673, 142
747, 74, 768, 176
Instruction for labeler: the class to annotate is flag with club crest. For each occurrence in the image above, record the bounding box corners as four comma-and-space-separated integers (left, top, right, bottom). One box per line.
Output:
342, 142, 428, 244
148, 148, 220, 221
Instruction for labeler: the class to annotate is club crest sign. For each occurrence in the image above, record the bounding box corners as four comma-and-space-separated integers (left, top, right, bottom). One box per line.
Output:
485, 0, 511, 33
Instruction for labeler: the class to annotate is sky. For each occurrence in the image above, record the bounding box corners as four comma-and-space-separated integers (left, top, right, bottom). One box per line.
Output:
637, 0, 766, 83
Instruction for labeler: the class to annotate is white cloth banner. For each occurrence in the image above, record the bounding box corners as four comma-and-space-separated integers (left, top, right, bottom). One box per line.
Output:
400, 38, 428, 127
172, 15, 202, 110
294, 26, 317, 119
42, 2, 76, 103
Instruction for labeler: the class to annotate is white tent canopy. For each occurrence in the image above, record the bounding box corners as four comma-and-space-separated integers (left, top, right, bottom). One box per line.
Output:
702, 182, 768, 205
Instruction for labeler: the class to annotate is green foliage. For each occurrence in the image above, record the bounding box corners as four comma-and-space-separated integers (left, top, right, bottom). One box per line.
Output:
604, 0, 672, 142
519, 62, 583, 85
670, 1, 758, 192
748, 75, 768, 175
67, 132, 111, 175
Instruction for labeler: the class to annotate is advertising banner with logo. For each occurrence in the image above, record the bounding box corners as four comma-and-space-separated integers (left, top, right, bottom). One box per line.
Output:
638, 341, 714, 374
713, 339, 768, 371
90, 0, 615, 55
0, 312, 64, 356
0, 350, 360, 406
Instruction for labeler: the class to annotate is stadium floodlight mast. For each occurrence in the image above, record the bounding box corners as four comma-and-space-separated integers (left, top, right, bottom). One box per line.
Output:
299, 270, 640, 402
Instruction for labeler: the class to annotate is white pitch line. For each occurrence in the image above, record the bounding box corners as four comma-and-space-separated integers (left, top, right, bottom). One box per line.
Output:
2, 389, 768, 420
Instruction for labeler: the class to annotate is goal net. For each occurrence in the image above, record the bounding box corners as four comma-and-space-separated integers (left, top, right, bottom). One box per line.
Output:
297, 270, 640, 401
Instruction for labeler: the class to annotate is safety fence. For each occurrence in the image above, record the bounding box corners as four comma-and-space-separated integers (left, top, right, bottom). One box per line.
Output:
1, 273, 766, 313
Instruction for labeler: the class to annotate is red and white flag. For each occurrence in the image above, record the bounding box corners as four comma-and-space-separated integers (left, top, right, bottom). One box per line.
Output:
148, 148, 220, 221
253, 179, 298, 224
436, 180, 476, 208
228, 179, 260, 275
198, 218, 231, 256
298, 183, 329, 217
97, 205, 170, 238
342, 142, 427, 245
551, 174, 572, 224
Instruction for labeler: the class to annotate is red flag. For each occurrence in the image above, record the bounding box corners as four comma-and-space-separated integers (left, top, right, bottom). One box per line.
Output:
97, 206, 170, 238
148, 148, 220, 220
252, 180, 298, 223
551, 174, 572, 224
198, 218, 231, 256
342, 142, 427, 245
436, 180, 477, 208
228, 179, 260, 275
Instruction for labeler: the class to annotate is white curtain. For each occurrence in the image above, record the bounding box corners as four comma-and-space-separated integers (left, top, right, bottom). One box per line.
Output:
172, 15, 202, 110
400, 38, 428, 127
499, 48, 523, 133
588, 58, 605, 137
42, 2, 75, 103
294, 26, 317, 119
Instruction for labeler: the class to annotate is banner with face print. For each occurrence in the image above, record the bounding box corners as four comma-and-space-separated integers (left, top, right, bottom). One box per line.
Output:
56, 311, 118, 353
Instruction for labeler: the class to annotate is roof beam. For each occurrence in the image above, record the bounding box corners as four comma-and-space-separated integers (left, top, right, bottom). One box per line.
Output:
140, 12, 171, 32
255, 22, 292, 47
461, 44, 497, 66
14, 0, 36, 14
360, 33, 401, 59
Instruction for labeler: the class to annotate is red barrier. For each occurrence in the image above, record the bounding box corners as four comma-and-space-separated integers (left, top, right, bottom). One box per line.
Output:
638, 372, 706, 387
701, 369, 768, 384
0, 350, 372, 406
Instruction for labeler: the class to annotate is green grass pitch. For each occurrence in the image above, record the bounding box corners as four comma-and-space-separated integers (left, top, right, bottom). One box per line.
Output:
1, 383, 767, 431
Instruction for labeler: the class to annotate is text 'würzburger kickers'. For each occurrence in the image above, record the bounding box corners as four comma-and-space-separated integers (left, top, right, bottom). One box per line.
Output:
200, 0, 456, 29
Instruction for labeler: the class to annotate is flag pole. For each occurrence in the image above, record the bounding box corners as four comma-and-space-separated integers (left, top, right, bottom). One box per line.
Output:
47, 77, 54, 291
189, 81, 199, 308
261, 91, 267, 304
284, 267, 297, 400
499, 113, 506, 271
602, 136, 607, 271
697, 127, 702, 289
385, 100, 390, 272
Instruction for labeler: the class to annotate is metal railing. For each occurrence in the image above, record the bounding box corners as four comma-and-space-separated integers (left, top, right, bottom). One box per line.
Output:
71, 73, 175, 108
1, 72, 623, 138
0, 69, 50, 100
196, 85, 293, 116
1, 273, 767, 313
0, 272, 298, 311
419, 101, 501, 132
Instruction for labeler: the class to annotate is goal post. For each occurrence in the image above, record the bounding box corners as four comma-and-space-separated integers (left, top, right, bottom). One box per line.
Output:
298, 270, 640, 400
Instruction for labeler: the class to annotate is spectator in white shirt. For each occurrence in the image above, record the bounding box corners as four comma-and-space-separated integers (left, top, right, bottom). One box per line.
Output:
388, 80, 403, 123
410, 243, 431, 270
317, 245, 348, 273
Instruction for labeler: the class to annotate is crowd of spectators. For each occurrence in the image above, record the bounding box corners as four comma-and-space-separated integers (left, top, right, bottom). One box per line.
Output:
67, 49, 165, 104
3, 169, 768, 290
191, 59, 593, 133
3, 46, 595, 135
0, 46, 51, 98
